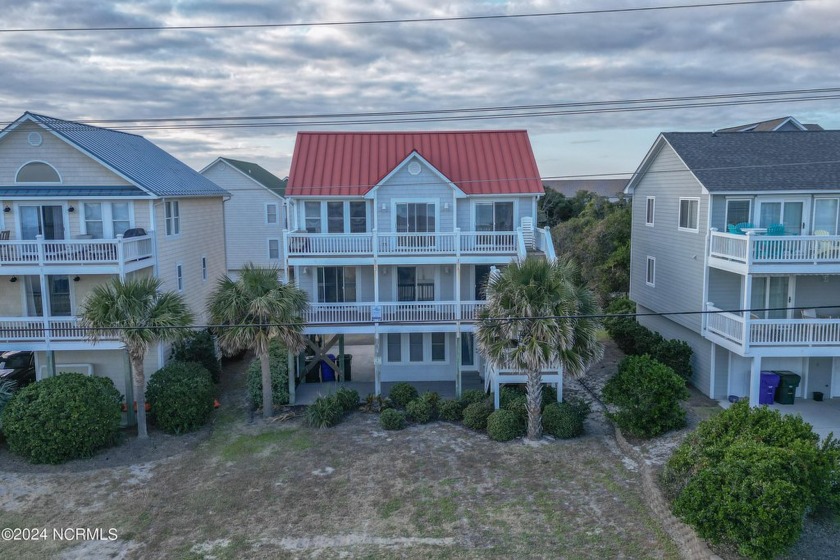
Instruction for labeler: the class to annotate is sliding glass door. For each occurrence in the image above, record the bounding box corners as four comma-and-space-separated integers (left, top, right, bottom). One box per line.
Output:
19, 205, 65, 240
757, 199, 807, 235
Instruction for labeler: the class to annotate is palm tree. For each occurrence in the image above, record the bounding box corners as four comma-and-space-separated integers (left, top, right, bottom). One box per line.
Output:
81, 276, 194, 439
476, 258, 603, 440
207, 264, 307, 419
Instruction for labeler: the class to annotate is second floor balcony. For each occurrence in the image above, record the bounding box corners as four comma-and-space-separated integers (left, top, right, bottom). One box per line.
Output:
285, 227, 555, 263
709, 230, 840, 273
0, 234, 154, 274
0, 316, 122, 350
304, 300, 487, 326
705, 303, 840, 354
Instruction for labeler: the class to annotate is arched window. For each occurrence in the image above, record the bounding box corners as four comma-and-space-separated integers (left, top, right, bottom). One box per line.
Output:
16, 161, 61, 183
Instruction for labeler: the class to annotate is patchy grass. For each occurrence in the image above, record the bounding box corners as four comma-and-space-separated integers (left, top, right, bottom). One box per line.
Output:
219, 427, 312, 461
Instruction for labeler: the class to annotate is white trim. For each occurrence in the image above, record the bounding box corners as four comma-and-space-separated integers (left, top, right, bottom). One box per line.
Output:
472, 199, 517, 231
14, 160, 63, 184
678, 197, 700, 232
646, 256, 656, 287
268, 238, 281, 260
724, 198, 752, 227
80, 201, 135, 238
383, 332, 450, 364
392, 198, 439, 233
645, 196, 655, 226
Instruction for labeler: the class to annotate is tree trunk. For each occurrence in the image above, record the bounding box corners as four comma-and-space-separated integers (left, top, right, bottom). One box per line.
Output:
525, 370, 543, 440
130, 353, 148, 439
260, 350, 273, 419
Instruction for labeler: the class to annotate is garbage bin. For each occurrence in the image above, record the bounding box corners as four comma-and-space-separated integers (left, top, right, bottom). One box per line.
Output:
304, 356, 320, 383
774, 371, 801, 405
321, 353, 336, 382
814, 391, 825, 402
759, 371, 780, 405
341, 354, 353, 382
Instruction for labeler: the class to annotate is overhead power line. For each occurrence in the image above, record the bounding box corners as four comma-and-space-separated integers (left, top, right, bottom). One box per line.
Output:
6, 86, 836, 131
0, 1, 806, 34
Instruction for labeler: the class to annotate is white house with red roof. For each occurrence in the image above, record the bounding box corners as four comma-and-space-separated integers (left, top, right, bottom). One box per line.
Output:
282, 130, 555, 401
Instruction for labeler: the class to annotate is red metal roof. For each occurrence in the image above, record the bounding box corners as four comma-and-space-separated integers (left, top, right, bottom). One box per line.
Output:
286, 130, 544, 196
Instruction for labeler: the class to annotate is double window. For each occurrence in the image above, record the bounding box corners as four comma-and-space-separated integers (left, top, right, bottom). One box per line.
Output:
396, 202, 435, 233
678, 198, 699, 231
83, 202, 131, 238
165, 201, 180, 236
397, 266, 435, 301
24, 275, 71, 317
317, 267, 357, 303
475, 201, 514, 231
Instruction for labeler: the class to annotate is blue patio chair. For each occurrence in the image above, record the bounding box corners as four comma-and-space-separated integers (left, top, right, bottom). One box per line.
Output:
766, 223, 786, 236
735, 222, 754, 233
727, 224, 742, 234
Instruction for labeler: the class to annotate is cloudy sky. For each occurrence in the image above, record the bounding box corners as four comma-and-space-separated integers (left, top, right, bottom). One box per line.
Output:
1, 0, 838, 180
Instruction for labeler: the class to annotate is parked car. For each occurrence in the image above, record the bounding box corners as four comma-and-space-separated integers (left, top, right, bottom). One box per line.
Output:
0, 351, 36, 387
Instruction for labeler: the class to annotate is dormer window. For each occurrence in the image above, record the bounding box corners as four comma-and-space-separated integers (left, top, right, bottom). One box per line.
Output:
16, 161, 60, 183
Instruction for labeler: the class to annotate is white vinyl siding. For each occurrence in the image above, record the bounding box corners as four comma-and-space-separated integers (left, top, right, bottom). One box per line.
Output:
678, 198, 699, 231
645, 197, 655, 226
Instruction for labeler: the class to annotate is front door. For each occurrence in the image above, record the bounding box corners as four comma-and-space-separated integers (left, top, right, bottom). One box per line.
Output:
19, 205, 65, 240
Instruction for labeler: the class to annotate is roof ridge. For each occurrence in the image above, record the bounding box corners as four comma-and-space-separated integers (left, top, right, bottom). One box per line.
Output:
26, 112, 145, 139
295, 130, 528, 136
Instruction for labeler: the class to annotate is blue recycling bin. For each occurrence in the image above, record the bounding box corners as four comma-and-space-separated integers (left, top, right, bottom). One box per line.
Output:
759, 371, 780, 405
320, 353, 336, 382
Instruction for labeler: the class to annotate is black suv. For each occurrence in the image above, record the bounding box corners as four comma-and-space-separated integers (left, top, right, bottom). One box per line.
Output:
0, 351, 36, 387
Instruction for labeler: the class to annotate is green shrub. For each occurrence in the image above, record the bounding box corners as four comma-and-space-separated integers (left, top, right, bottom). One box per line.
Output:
487, 409, 525, 441
380, 408, 407, 430
602, 355, 688, 438
503, 394, 527, 425
419, 391, 440, 410
146, 362, 214, 434
543, 399, 591, 439
438, 399, 464, 421
542, 385, 558, 409
459, 388, 488, 408
334, 388, 360, 413
651, 339, 693, 381
463, 401, 493, 431
499, 385, 524, 407
171, 329, 222, 383
246, 342, 289, 410
388, 383, 419, 408
1, 373, 122, 464
0, 379, 16, 432
406, 398, 434, 424
305, 395, 343, 428
662, 401, 840, 560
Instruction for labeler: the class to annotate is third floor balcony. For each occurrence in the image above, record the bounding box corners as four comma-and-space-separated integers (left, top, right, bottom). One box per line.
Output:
708, 230, 840, 274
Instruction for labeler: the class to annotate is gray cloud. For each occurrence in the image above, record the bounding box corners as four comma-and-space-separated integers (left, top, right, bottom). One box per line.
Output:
0, 0, 838, 179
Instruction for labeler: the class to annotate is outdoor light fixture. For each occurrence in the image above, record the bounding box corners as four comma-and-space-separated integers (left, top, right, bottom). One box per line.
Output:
381, 203, 387, 210
444, 202, 450, 210
68, 206, 75, 213
73, 276, 80, 282
9, 276, 17, 283
3, 207, 10, 213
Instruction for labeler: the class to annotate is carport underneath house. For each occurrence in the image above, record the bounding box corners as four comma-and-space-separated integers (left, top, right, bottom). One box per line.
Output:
288, 332, 565, 408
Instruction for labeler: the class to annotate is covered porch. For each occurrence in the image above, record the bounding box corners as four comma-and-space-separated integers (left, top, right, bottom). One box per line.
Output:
293, 372, 485, 405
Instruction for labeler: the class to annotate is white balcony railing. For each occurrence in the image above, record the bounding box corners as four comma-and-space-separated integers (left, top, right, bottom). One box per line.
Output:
709, 231, 840, 266
0, 317, 120, 343
0, 235, 154, 267
304, 301, 487, 325
705, 304, 840, 348
286, 229, 524, 258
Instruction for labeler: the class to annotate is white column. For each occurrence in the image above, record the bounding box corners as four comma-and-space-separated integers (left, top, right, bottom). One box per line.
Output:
749, 356, 762, 407
455, 329, 462, 398
374, 330, 382, 396
557, 365, 563, 403
287, 350, 296, 405
742, 274, 752, 352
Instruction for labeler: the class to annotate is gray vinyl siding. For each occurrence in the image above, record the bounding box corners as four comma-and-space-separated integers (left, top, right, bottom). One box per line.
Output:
629, 143, 708, 334
374, 159, 455, 233
708, 269, 741, 310
456, 199, 470, 231
637, 303, 713, 395
381, 332, 457, 382
201, 161, 285, 274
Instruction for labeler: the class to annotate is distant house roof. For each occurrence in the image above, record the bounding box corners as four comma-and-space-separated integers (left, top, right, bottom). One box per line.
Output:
543, 179, 628, 198
0, 112, 229, 198
217, 157, 287, 197
286, 130, 543, 196
717, 116, 823, 133
627, 131, 840, 193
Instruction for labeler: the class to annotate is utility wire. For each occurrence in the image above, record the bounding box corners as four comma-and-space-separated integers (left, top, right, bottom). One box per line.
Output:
0, 1, 806, 34
39, 305, 840, 332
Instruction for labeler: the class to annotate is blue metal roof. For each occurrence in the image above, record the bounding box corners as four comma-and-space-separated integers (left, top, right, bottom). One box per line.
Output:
0, 185, 147, 197
16, 113, 229, 198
